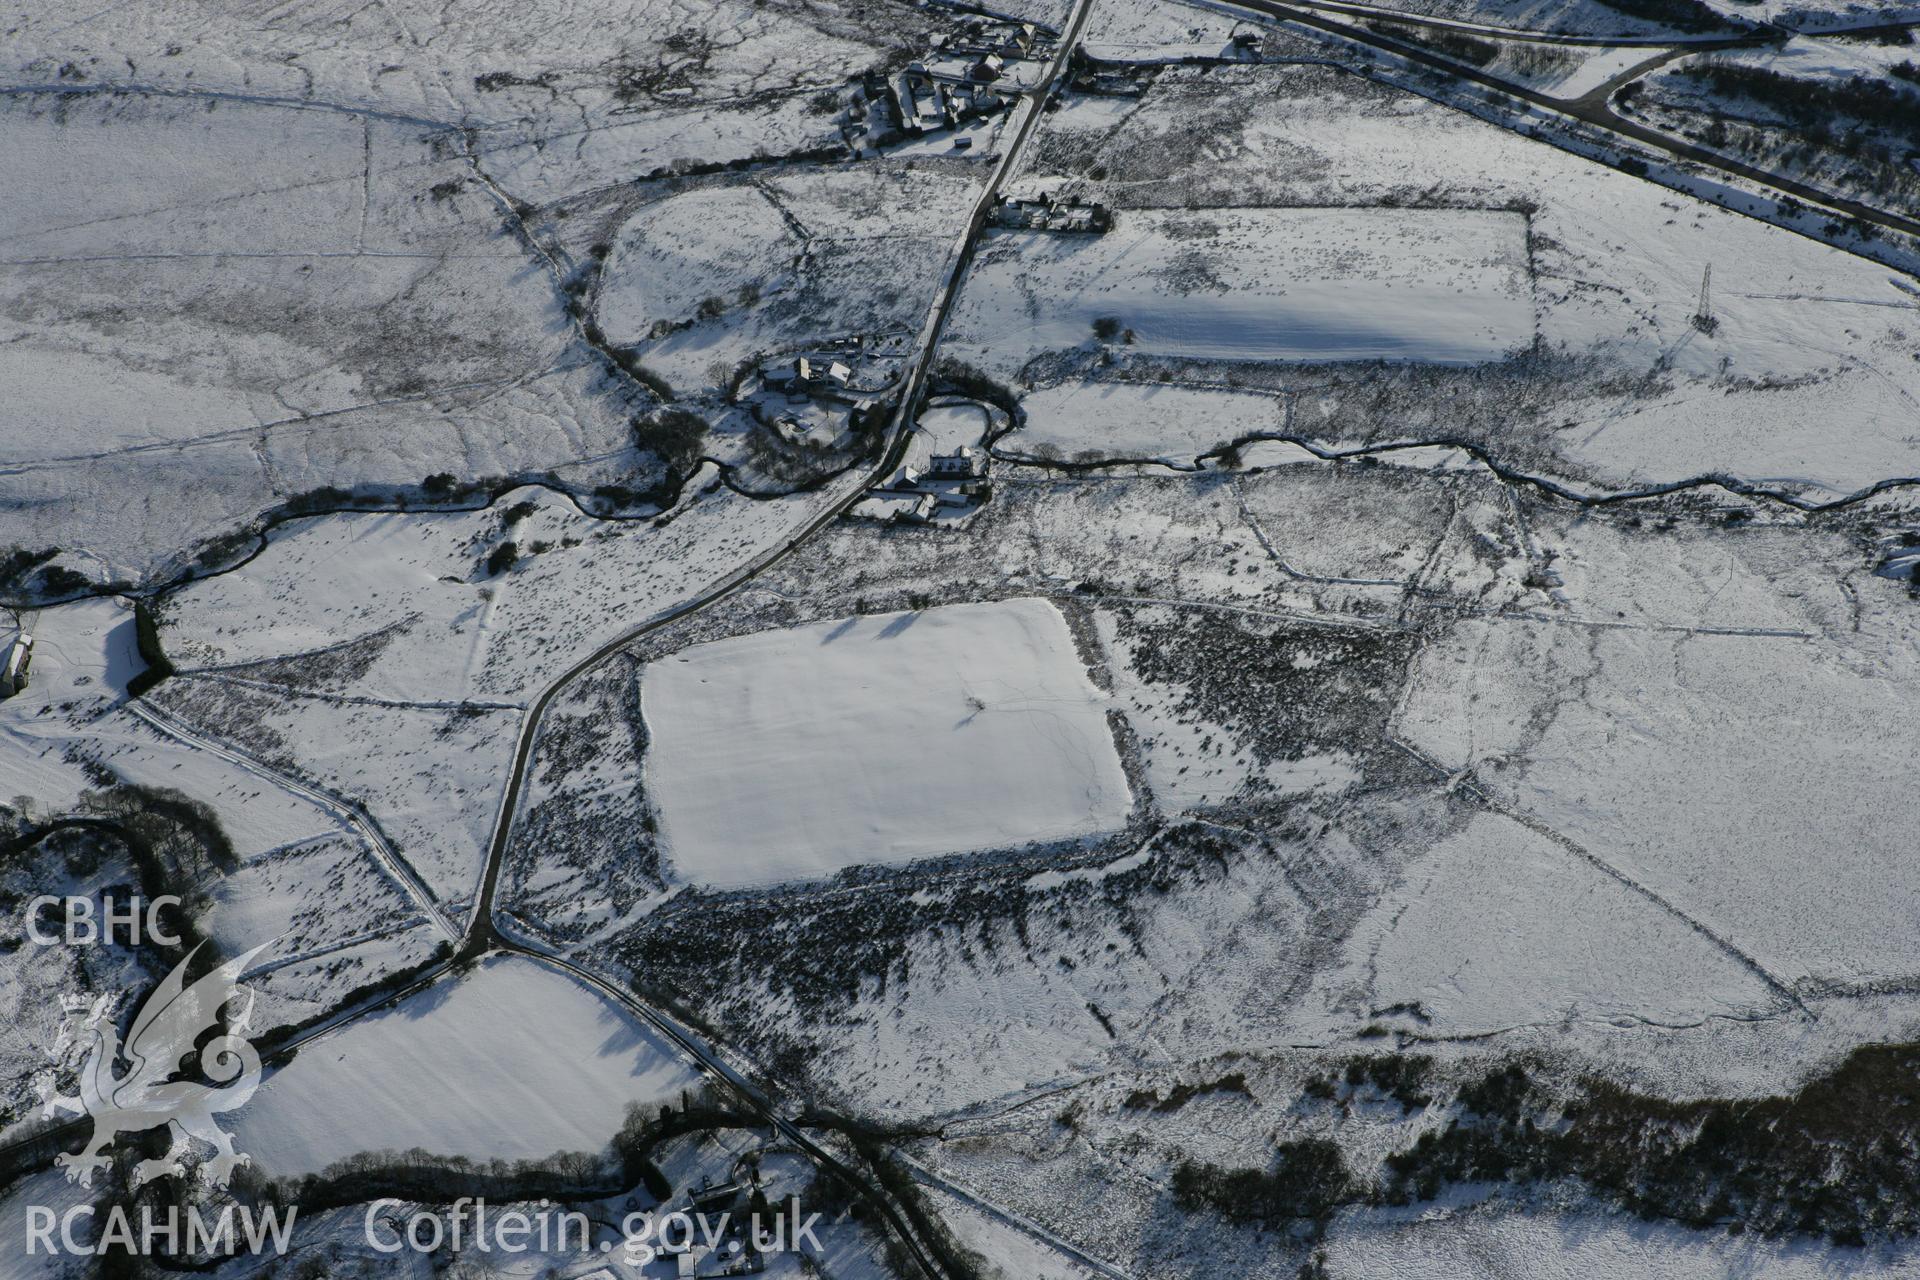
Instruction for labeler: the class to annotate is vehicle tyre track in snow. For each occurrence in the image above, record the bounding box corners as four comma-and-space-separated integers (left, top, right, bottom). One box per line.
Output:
451, 8, 1106, 1275
1382, 736, 1812, 1017
126, 698, 460, 942
512, 947, 975, 1280
904, 1159, 1132, 1280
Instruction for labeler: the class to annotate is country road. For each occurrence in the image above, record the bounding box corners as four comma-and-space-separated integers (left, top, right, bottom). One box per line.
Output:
395, 27, 1115, 1280
452, 9, 1102, 1276
14, 0, 1917, 1271
3, 9, 1100, 1276
516, 944, 980, 1280
461, 0, 1097, 957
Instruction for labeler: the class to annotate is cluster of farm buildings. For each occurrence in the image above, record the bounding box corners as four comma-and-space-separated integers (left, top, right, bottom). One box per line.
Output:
861, 17, 1055, 145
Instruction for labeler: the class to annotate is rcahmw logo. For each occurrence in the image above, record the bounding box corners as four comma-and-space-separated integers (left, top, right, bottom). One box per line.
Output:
27, 1203, 295, 1259
24, 895, 296, 1258
26, 893, 182, 947
37, 941, 271, 1190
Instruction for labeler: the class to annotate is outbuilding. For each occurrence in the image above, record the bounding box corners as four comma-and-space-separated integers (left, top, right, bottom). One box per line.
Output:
1, 632, 32, 698
927, 446, 988, 479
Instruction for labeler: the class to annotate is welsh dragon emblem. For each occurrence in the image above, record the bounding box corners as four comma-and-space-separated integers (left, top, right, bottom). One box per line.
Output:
37, 941, 271, 1189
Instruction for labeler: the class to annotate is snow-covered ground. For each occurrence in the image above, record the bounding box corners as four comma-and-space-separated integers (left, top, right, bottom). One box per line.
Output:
1326, 1206, 1920, 1278
152, 675, 520, 908
1400, 612, 1920, 986
0, 850, 163, 1143
1514, 44, 1661, 98
921, 1183, 1110, 1280
1310, 810, 1779, 1033
1707, 30, 1920, 78
0, 597, 343, 853
474, 89, 846, 206
205, 836, 420, 973
916, 400, 996, 455
161, 478, 853, 703
946, 208, 1535, 375
0, 0, 902, 135
234, 954, 701, 1175
0, 91, 624, 583
1701, 0, 1920, 30
641, 598, 1134, 888
1010, 380, 1284, 461
1004, 61, 1920, 495
1094, 604, 1371, 808
1284, 0, 1745, 37
597, 167, 979, 395
1394, 515, 1920, 988
12, 0, 1920, 1270
0, 601, 456, 1115
0, 0, 937, 583
1080, 0, 1271, 61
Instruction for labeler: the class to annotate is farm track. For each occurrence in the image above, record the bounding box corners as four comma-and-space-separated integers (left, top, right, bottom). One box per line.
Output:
452, 10, 1102, 1274
0, 4, 1101, 1276
12, 3, 1920, 1272
125, 699, 460, 943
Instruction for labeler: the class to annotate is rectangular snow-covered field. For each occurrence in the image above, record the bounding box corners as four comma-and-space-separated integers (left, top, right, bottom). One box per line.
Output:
643, 598, 1133, 888
1013, 380, 1285, 461
235, 956, 700, 1174
944, 208, 1534, 376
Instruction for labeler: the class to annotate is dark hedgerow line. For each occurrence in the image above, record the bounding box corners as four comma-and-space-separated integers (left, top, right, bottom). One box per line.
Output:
1175, 1042, 1920, 1247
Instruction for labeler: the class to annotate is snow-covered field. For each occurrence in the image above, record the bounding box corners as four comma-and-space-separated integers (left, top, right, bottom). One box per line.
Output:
1005, 61, 1920, 496
0, 597, 459, 1096
204, 835, 420, 970
617, 466, 1920, 1142
12, 0, 1920, 1271
1394, 515, 1920, 988
1010, 380, 1284, 461
1514, 44, 1662, 98
1094, 605, 1372, 809
597, 167, 978, 394
1314, 811, 1778, 1033
1080, 0, 1273, 61
1287, 0, 1745, 36
921, 1184, 1108, 1280
1708, 30, 1920, 79
0, 0, 933, 583
161, 479, 853, 702
0, 91, 628, 583
473, 89, 846, 206
235, 955, 700, 1174
0, 0, 901, 136
1399, 612, 1920, 985
1702, 0, 1920, 30
152, 675, 520, 908
917, 400, 996, 454
946, 208, 1535, 376
0, 597, 344, 853
642, 598, 1134, 887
